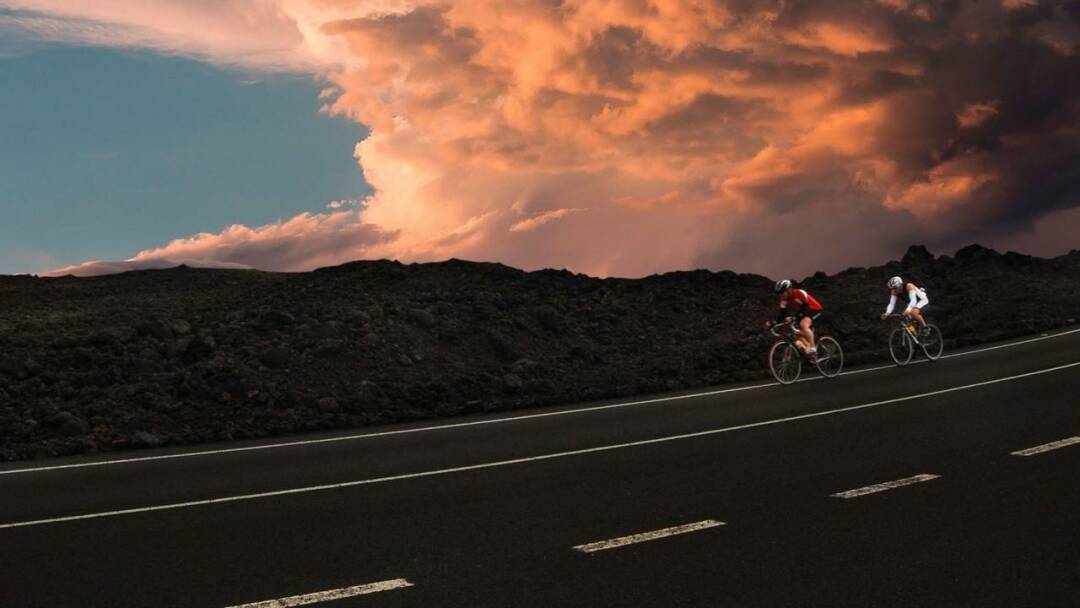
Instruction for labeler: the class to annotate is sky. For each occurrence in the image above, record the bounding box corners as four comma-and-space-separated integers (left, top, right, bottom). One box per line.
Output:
1, 0, 1078, 279
0, 44, 368, 274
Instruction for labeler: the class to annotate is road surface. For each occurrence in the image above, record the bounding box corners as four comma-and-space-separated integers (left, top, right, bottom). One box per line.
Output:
1, 328, 1078, 607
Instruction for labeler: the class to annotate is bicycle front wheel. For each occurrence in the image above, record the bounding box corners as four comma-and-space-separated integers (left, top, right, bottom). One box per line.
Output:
919, 324, 943, 361
889, 328, 913, 366
769, 341, 802, 385
815, 336, 844, 378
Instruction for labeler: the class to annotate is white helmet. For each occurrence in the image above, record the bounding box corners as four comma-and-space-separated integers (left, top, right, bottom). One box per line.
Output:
774, 279, 792, 293
888, 276, 903, 289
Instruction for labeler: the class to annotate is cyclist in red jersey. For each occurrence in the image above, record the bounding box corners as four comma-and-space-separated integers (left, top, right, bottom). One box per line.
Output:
765, 279, 824, 359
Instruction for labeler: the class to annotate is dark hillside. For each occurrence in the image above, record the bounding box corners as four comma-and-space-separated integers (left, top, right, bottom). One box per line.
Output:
1, 245, 1077, 461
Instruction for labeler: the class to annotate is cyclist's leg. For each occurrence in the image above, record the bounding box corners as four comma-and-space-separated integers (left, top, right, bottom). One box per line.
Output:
914, 293, 929, 327
910, 306, 926, 327
799, 314, 816, 350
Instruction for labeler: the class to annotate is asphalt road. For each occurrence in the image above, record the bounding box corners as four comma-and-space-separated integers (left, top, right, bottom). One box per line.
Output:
1, 328, 1078, 607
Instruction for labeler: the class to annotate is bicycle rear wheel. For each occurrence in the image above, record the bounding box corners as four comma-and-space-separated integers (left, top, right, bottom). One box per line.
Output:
919, 324, 943, 361
769, 341, 801, 385
815, 336, 844, 378
889, 328, 913, 366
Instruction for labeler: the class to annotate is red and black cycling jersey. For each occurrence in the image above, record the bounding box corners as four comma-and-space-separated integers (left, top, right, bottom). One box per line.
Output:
776, 288, 822, 322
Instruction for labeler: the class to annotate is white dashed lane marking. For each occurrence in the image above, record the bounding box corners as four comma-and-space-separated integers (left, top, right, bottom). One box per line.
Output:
573, 520, 725, 553
223, 578, 413, 608
831, 474, 941, 499
1011, 436, 1080, 457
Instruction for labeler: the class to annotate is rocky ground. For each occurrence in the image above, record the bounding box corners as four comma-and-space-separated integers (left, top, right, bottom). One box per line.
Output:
1, 244, 1078, 461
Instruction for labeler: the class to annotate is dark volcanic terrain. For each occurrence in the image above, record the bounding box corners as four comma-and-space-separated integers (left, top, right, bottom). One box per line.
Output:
1, 244, 1077, 461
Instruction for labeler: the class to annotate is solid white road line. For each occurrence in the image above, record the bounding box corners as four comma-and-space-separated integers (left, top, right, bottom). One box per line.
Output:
573, 520, 725, 553
940, 328, 1080, 359
0, 381, 785, 477
831, 474, 940, 499
223, 578, 412, 608
1, 360, 1076, 530
3, 327, 1077, 477
1010, 436, 1080, 457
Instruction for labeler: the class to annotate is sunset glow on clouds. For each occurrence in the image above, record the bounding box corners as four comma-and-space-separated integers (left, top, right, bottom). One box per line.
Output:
9, 0, 1079, 277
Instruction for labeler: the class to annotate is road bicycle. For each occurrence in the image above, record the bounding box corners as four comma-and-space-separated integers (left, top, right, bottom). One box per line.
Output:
766, 318, 844, 385
885, 314, 943, 365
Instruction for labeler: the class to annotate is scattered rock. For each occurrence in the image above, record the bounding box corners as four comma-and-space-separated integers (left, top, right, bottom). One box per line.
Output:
407, 308, 437, 328
502, 373, 524, 392
87, 330, 121, 347
259, 347, 293, 369
311, 339, 347, 358
167, 319, 192, 336
132, 431, 165, 448
512, 358, 537, 374
530, 305, 561, 332
317, 397, 340, 413
186, 331, 216, 359
46, 412, 87, 437
136, 319, 173, 342
0, 356, 26, 378
305, 322, 341, 341
486, 330, 519, 362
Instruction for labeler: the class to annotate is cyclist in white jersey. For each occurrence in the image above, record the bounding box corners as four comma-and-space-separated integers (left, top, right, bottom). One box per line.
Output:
880, 276, 930, 334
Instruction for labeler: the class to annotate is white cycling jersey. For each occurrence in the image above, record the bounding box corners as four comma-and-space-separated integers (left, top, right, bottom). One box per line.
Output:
885, 283, 929, 315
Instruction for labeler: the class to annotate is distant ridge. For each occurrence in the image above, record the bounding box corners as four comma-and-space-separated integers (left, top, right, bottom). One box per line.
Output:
1, 245, 1078, 461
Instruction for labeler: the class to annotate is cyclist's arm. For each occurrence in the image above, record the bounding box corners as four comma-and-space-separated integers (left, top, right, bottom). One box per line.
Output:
775, 297, 789, 323
885, 293, 897, 315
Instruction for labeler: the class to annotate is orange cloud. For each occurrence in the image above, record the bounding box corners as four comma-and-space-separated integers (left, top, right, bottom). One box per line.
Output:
956, 101, 1000, 127
887, 173, 997, 216
1002, 0, 1040, 10
782, 21, 894, 56
509, 208, 585, 233
92, 210, 396, 275
18, 0, 1080, 277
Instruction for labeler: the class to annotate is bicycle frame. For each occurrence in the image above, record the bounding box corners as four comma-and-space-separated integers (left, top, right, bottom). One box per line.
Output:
766, 320, 844, 383
769, 322, 810, 355
884, 312, 943, 365
890, 314, 924, 346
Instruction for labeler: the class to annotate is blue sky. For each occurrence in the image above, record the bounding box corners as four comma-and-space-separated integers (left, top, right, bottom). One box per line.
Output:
0, 46, 369, 274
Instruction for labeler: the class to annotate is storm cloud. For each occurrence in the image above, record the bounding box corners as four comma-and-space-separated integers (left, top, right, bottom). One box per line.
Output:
9, 0, 1080, 276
